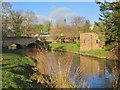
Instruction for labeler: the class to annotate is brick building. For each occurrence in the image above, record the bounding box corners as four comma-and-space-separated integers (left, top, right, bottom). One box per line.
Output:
80, 33, 102, 51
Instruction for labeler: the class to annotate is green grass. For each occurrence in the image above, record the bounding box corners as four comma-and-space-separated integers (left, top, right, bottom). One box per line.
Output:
81, 49, 108, 56
1, 53, 42, 89
49, 43, 80, 53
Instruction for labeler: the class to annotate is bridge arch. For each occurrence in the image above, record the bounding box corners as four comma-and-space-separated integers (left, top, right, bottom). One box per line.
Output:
15, 43, 23, 49
3, 37, 48, 50
26, 43, 37, 48
26, 42, 44, 50
3, 37, 37, 48
8, 43, 22, 49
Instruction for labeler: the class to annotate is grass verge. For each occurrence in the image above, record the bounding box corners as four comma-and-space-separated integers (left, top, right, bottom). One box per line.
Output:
2, 53, 43, 89
49, 43, 80, 53
81, 49, 108, 56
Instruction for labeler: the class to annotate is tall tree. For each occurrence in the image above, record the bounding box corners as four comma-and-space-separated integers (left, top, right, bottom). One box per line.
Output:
83, 20, 91, 32
10, 10, 25, 36
96, 0, 120, 44
2, 2, 12, 37
22, 11, 38, 36
42, 21, 51, 32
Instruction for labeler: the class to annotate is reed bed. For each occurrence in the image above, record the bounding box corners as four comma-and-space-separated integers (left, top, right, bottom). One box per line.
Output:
26, 49, 84, 88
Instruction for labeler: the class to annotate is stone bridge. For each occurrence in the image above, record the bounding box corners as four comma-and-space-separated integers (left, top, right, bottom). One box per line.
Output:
2, 37, 38, 49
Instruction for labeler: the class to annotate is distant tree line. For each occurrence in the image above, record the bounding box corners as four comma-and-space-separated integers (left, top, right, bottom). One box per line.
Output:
51, 16, 91, 43
2, 2, 51, 37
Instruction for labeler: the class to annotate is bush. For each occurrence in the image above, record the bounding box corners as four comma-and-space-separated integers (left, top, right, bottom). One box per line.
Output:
76, 40, 80, 47
104, 44, 116, 51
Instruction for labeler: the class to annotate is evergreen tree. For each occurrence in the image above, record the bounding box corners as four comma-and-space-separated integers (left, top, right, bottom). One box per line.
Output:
96, 0, 120, 45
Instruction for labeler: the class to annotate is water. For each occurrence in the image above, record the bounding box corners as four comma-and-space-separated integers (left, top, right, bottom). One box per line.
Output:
75, 56, 116, 88
26, 49, 120, 88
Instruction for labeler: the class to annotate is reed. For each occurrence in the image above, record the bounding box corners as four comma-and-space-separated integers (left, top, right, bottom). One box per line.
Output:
27, 49, 84, 88
112, 61, 120, 89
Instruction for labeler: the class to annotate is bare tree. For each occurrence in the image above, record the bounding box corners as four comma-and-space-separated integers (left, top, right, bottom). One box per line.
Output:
55, 19, 66, 30
71, 16, 90, 33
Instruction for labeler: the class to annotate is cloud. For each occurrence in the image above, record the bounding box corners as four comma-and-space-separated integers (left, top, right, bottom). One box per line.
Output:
51, 5, 57, 9
36, 15, 51, 24
50, 7, 76, 19
36, 6, 77, 24
50, 7, 70, 18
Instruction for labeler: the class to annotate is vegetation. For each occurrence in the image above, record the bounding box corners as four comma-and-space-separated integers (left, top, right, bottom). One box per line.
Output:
49, 42, 80, 53
2, 2, 51, 37
112, 69, 120, 89
51, 16, 91, 43
2, 1, 120, 89
81, 49, 107, 56
96, 0, 120, 45
2, 48, 81, 89
71, 16, 91, 33
2, 52, 44, 89
26, 50, 82, 88
55, 16, 91, 33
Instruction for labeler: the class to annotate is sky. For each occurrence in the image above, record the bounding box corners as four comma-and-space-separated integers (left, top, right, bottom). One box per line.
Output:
10, 2, 101, 24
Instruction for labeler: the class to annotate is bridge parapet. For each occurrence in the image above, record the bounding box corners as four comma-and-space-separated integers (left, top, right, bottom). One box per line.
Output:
2, 37, 37, 48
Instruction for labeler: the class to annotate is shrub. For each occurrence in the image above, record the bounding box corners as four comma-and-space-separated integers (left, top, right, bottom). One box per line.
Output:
76, 40, 80, 47
104, 44, 116, 51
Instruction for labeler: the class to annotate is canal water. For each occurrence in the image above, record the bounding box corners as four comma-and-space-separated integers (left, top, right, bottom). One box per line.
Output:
26, 49, 120, 88
73, 56, 118, 88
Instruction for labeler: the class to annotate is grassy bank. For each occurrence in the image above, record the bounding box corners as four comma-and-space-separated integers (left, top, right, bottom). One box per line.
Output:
81, 49, 107, 56
2, 52, 43, 89
49, 43, 80, 53
80, 49, 108, 59
1, 47, 80, 89
80, 49, 118, 60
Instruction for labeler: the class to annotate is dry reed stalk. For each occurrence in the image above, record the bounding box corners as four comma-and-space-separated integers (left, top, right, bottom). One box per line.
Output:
35, 51, 77, 88
27, 49, 85, 88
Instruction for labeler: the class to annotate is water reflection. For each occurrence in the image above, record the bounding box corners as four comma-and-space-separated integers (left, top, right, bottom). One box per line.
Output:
26, 49, 120, 88
79, 56, 120, 88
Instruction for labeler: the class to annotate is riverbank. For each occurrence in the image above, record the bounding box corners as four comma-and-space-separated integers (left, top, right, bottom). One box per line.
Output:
50, 43, 118, 60
2, 48, 119, 89
80, 49, 118, 60
2, 52, 45, 89
49, 42, 80, 53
